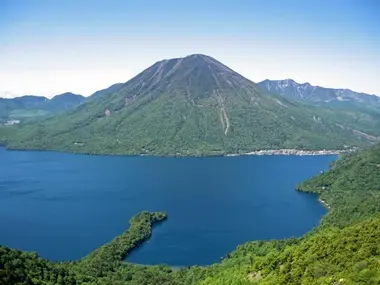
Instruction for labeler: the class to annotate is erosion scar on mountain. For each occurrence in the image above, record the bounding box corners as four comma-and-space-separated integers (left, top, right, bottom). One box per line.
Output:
220, 107, 230, 135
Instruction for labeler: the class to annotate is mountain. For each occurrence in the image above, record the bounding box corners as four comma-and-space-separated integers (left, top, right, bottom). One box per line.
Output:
0, 95, 48, 123
258, 79, 380, 139
258, 78, 380, 108
2, 54, 379, 155
41, 92, 85, 113
0, 93, 84, 123
0, 95, 47, 115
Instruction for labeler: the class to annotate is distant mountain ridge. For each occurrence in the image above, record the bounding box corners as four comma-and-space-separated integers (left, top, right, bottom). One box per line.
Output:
0, 92, 85, 123
258, 79, 380, 107
2, 54, 379, 155
42, 92, 85, 113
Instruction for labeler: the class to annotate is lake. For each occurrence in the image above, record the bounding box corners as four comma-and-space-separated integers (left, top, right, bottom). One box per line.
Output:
0, 147, 336, 266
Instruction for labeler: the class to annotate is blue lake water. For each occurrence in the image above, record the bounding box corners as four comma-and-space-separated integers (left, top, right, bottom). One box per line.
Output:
0, 147, 336, 266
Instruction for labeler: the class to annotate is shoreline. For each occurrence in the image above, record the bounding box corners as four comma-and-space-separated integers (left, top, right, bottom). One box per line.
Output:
225, 148, 353, 157
318, 198, 331, 209
1, 145, 355, 157
126, 262, 186, 271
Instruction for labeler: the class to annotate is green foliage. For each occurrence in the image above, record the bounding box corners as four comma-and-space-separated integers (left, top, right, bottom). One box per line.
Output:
297, 143, 380, 227
9, 109, 51, 120
200, 216, 380, 285
76, 212, 167, 278
0, 247, 76, 285
0, 126, 16, 144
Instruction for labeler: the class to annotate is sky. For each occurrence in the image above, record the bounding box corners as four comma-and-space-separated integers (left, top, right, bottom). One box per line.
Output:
0, 0, 379, 98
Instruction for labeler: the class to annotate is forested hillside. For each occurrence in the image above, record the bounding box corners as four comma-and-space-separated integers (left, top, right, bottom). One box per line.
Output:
0, 93, 84, 124
297, 143, 380, 227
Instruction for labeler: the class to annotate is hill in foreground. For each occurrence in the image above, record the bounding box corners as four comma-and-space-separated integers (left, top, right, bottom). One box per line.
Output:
1, 54, 379, 155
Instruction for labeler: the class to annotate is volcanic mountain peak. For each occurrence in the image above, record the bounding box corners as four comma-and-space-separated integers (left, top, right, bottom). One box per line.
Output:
139, 53, 235, 79
89, 54, 261, 103
117, 54, 260, 102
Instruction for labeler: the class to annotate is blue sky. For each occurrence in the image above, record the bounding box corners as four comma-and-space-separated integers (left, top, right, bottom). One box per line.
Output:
0, 0, 379, 97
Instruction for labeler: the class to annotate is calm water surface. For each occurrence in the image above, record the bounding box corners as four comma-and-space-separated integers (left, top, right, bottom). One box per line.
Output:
0, 147, 336, 266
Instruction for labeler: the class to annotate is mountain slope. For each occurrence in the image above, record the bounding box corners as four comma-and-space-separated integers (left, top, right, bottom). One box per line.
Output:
297, 143, 380, 228
87, 83, 125, 100
0, 93, 85, 123
0, 95, 47, 120
2, 54, 379, 155
0, 95, 50, 124
258, 79, 380, 107
258, 79, 380, 141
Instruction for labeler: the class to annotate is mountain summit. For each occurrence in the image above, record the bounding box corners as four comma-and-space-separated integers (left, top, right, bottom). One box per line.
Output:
93, 54, 262, 102
3, 55, 379, 155
134, 54, 250, 93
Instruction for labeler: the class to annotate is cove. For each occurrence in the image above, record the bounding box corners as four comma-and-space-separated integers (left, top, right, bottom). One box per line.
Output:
0, 147, 336, 266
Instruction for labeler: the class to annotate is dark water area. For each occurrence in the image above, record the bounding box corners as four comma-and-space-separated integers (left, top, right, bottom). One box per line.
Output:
0, 147, 336, 266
